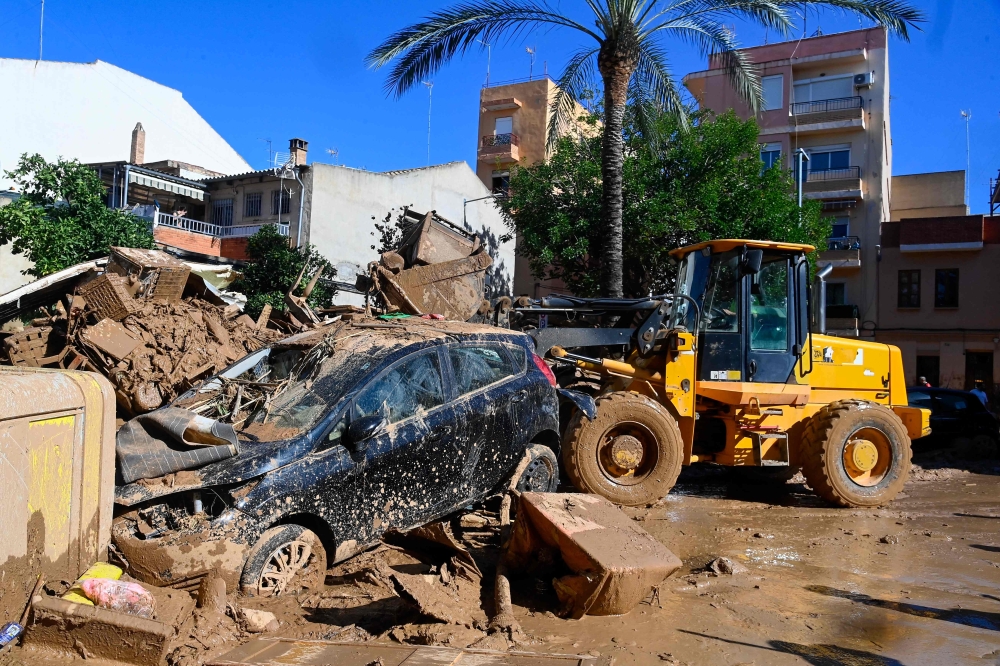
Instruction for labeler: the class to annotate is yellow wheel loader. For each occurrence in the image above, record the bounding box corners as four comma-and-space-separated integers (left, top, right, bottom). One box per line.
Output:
540, 240, 930, 508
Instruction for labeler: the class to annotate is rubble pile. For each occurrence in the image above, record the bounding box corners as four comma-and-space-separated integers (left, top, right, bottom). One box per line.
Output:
0, 247, 285, 417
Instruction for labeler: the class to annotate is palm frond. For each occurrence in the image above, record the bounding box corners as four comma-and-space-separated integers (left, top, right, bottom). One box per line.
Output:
546, 47, 601, 150
655, 16, 761, 112
629, 40, 688, 150
788, 0, 925, 40
366, 0, 599, 97
643, 0, 793, 34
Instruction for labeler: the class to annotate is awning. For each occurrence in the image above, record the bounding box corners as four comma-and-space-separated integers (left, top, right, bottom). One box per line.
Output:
128, 171, 205, 201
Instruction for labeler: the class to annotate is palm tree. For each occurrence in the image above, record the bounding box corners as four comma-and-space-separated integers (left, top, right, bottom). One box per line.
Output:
368, 0, 923, 297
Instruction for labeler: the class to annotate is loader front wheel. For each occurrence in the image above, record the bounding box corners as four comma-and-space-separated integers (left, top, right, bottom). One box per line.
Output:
562, 391, 683, 506
801, 400, 911, 508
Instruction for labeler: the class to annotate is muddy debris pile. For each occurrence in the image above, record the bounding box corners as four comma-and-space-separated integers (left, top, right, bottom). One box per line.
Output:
0, 247, 317, 417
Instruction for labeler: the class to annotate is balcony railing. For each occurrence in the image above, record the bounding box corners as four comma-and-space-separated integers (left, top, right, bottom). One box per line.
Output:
790, 96, 863, 116
826, 236, 861, 251
156, 212, 288, 238
482, 133, 519, 147
806, 166, 862, 182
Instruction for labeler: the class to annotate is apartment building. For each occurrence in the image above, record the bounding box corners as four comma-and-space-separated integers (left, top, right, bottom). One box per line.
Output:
684, 28, 891, 337
475, 77, 592, 297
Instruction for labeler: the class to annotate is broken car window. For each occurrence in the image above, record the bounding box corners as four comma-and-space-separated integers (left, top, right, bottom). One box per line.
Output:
449, 344, 516, 395
354, 352, 445, 425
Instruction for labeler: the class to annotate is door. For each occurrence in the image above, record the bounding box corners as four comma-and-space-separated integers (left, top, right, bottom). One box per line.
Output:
746, 253, 797, 383
697, 250, 744, 381
349, 348, 462, 535
965, 351, 993, 394
446, 342, 526, 499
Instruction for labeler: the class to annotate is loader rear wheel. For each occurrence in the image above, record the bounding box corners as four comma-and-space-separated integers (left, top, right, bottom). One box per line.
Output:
801, 400, 911, 508
562, 391, 683, 506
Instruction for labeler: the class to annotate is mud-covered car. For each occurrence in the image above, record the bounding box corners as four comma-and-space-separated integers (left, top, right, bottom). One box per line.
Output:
111, 318, 577, 596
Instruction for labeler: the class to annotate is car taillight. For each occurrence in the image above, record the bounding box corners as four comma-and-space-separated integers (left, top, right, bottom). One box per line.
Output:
532, 353, 557, 387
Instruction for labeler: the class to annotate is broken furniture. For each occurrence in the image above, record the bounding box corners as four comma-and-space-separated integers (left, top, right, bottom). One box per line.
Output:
504, 492, 682, 618
107, 246, 191, 302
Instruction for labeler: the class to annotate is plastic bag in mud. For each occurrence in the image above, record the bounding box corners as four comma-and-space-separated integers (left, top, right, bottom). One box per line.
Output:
80, 578, 156, 619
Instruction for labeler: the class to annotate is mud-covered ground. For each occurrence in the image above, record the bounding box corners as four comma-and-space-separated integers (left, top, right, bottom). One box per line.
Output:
7, 451, 1000, 666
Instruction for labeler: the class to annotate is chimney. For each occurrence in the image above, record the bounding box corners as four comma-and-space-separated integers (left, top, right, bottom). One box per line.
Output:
130, 122, 145, 164
289, 138, 308, 166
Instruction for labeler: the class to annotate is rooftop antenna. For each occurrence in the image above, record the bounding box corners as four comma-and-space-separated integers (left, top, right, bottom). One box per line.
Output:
38, 0, 44, 60
257, 138, 274, 169
961, 109, 972, 206
477, 39, 491, 86
526, 47, 535, 80
422, 81, 434, 166
326, 148, 339, 164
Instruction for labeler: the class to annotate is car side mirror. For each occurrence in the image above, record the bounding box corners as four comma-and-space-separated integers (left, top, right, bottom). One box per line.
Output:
742, 249, 763, 276
346, 414, 385, 453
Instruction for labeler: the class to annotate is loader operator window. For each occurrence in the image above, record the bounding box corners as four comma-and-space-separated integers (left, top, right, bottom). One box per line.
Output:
702, 252, 740, 332
750, 256, 789, 351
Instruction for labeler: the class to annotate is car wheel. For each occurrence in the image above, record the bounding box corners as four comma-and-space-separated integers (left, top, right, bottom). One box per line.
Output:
801, 400, 911, 508
514, 444, 559, 493
240, 524, 327, 597
562, 391, 683, 506
971, 434, 999, 458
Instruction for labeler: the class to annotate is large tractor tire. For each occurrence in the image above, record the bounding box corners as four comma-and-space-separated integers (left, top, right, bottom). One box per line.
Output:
800, 400, 912, 508
562, 391, 683, 506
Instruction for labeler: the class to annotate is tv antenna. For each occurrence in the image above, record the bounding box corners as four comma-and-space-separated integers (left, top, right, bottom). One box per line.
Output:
478, 39, 491, 86
326, 148, 339, 164
422, 81, 434, 166
961, 110, 972, 205
38, 0, 44, 60
526, 47, 535, 80
257, 138, 274, 169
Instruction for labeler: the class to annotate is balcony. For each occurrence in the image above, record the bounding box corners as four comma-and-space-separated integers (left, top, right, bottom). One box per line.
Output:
153, 212, 288, 261
479, 133, 520, 164
818, 235, 861, 269
803, 166, 863, 200
155, 212, 288, 238
790, 96, 864, 132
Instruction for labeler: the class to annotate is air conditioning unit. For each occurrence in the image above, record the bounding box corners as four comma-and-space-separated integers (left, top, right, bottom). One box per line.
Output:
854, 71, 874, 88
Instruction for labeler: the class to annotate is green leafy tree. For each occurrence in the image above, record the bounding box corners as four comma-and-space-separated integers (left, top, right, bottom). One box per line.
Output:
234, 224, 337, 319
498, 109, 828, 297
0, 154, 155, 277
368, 0, 921, 298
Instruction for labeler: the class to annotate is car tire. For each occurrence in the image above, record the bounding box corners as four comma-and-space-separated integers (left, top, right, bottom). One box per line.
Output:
240, 524, 327, 597
801, 400, 911, 508
561, 391, 683, 506
514, 444, 560, 493
970, 434, 999, 458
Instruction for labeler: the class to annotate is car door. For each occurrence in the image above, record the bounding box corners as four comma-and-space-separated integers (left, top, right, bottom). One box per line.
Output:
445, 341, 525, 499
349, 347, 464, 536
931, 392, 968, 444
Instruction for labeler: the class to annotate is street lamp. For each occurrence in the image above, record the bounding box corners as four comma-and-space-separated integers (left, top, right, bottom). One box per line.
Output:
463, 193, 504, 226
795, 148, 810, 209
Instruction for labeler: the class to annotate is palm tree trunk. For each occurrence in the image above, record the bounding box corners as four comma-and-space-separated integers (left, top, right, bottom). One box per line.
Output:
598, 59, 631, 298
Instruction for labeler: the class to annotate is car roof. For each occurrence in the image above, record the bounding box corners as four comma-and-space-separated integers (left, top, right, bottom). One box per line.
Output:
669, 239, 815, 259
273, 316, 527, 352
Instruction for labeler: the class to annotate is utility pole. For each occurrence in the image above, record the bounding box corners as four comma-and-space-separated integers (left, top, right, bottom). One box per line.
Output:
795, 148, 810, 209
478, 39, 491, 87
961, 110, 971, 206
422, 81, 434, 166
38, 0, 44, 61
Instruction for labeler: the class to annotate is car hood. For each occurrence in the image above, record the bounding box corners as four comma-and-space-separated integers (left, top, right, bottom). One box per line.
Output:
114, 433, 315, 506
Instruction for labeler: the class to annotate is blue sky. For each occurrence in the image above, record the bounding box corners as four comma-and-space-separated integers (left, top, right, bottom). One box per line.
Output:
1, 0, 997, 212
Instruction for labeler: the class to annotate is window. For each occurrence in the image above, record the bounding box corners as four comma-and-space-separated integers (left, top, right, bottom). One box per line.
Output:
212, 198, 233, 227
935, 269, 959, 308
898, 270, 921, 308
449, 344, 517, 395
760, 142, 781, 170
936, 392, 969, 414
491, 170, 510, 195
793, 76, 853, 103
702, 252, 740, 332
826, 283, 846, 306
809, 148, 850, 172
828, 216, 850, 239
906, 389, 932, 408
750, 256, 788, 351
494, 116, 513, 135
354, 352, 445, 424
271, 189, 291, 215
244, 192, 262, 218
762, 75, 784, 111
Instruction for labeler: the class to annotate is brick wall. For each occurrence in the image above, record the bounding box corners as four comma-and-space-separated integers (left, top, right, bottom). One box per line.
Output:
220, 238, 250, 262
898, 215, 984, 246
154, 227, 252, 262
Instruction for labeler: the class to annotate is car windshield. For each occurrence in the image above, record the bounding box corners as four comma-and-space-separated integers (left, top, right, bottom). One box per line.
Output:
240, 340, 394, 441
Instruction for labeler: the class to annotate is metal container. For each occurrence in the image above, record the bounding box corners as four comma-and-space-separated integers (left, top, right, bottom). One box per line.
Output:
0, 366, 117, 624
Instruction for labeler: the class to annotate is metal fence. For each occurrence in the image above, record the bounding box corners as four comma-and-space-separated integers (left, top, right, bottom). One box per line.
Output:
807, 166, 862, 182
826, 236, 861, 251
156, 212, 288, 238
790, 96, 863, 116
482, 133, 519, 147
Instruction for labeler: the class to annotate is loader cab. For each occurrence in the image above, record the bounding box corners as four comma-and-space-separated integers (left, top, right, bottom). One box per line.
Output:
669, 240, 813, 384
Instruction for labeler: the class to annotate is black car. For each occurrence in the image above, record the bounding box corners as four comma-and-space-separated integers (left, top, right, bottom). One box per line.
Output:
906, 386, 999, 451
112, 318, 582, 596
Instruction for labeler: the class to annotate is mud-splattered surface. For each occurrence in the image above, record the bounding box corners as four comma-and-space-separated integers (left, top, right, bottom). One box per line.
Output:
6, 453, 1000, 666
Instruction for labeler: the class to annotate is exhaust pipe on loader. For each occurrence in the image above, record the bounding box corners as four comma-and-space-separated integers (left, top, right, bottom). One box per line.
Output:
814, 263, 833, 335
